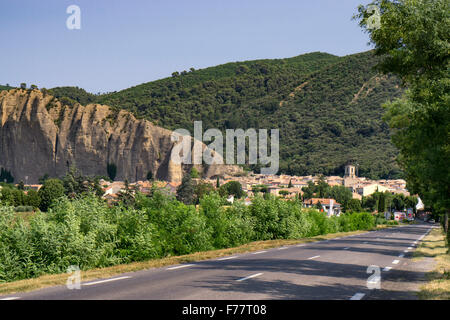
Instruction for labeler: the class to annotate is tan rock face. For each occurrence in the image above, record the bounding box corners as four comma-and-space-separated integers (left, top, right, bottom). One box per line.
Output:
0, 89, 241, 183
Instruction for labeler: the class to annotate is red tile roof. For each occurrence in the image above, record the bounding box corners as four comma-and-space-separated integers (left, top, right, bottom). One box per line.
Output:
304, 198, 341, 206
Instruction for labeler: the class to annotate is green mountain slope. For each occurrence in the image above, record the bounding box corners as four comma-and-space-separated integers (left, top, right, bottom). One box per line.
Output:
49, 51, 404, 179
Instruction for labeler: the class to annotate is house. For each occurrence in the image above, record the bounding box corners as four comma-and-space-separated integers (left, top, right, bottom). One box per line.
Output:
167, 181, 181, 194
303, 198, 342, 216
268, 186, 281, 196
352, 192, 362, 200
104, 193, 119, 206
356, 183, 389, 197
243, 197, 252, 206
25, 184, 42, 191
103, 181, 125, 196
278, 187, 303, 199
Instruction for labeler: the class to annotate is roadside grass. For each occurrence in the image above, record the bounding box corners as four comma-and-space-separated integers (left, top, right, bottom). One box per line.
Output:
414, 227, 450, 300
0, 224, 393, 296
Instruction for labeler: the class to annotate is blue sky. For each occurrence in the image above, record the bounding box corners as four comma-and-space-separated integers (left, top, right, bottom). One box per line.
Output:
0, 0, 372, 93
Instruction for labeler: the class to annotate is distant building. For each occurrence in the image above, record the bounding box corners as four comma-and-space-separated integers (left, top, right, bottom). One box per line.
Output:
303, 198, 342, 216
344, 164, 356, 179
25, 184, 43, 191
356, 183, 389, 197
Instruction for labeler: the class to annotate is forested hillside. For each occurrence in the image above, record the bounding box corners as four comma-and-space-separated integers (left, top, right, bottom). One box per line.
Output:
0, 84, 14, 91
48, 50, 404, 179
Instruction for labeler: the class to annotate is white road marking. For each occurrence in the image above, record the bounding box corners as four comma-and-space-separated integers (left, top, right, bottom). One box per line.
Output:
278, 247, 288, 250
217, 256, 238, 261
350, 293, 365, 300
392, 260, 400, 265
83, 276, 131, 286
383, 266, 392, 272
237, 273, 263, 282
251, 251, 267, 255
0, 297, 20, 300
166, 264, 195, 270
308, 255, 320, 260
296, 244, 305, 247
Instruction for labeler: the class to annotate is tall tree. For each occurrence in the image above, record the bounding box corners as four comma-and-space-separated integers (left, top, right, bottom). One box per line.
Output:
190, 167, 200, 179
176, 173, 195, 205
316, 176, 330, 198
0, 168, 14, 184
38, 179, 65, 212
107, 163, 117, 181
219, 181, 245, 199
355, 0, 450, 240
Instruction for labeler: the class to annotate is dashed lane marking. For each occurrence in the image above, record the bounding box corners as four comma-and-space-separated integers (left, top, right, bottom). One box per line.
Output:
83, 276, 131, 286
166, 264, 195, 270
350, 293, 365, 300
251, 251, 267, 255
217, 256, 238, 261
237, 273, 263, 282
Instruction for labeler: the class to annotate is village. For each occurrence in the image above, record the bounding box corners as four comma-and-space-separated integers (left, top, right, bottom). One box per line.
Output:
94, 164, 413, 216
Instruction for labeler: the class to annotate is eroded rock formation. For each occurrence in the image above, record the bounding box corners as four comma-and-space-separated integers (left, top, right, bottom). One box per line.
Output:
0, 89, 241, 183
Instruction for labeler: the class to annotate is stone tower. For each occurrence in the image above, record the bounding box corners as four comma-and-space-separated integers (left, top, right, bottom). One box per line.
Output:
344, 164, 356, 179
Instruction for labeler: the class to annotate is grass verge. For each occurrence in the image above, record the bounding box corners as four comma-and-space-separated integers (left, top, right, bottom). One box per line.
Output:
414, 227, 450, 300
0, 225, 394, 296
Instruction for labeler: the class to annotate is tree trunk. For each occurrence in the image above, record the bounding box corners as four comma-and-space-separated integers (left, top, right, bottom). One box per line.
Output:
444, 209, 450, 253
444, 210, 449, 233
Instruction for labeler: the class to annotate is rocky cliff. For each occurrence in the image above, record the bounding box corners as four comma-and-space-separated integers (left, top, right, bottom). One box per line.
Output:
0, 89, 241, 183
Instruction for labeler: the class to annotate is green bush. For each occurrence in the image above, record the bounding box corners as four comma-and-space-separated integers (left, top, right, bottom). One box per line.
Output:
144, 198, 213, 256
0, 192, 377, 283
304, 209, 328, 236
346, 212, 375, 230
387, 220, 399, 225
200, 193, 253, 248
14, 206, 34, 212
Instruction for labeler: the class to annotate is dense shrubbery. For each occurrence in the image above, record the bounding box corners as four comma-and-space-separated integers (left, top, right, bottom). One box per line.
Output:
0, 191, 377, 283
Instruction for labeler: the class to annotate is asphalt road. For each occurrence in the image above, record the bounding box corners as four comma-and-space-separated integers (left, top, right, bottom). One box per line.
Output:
0, 222, 435, 300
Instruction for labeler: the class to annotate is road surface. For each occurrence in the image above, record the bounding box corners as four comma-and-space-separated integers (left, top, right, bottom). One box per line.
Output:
0, 223, 435, 300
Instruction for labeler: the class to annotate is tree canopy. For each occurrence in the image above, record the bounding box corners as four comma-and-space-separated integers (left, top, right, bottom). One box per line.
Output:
356, 0, 449, 238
